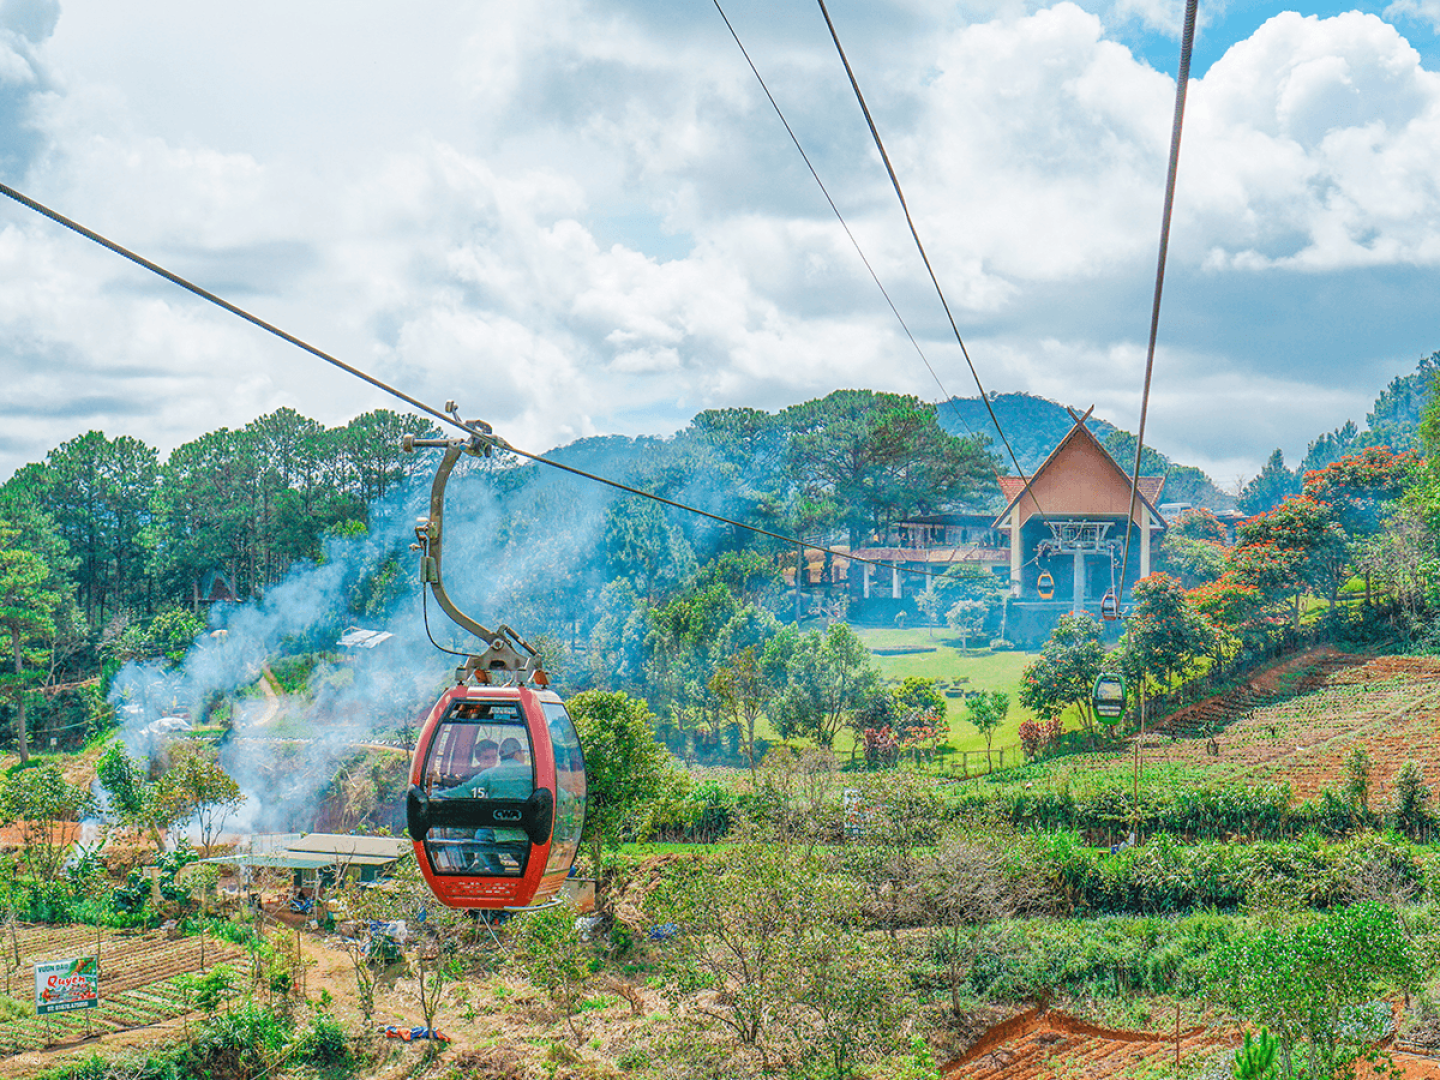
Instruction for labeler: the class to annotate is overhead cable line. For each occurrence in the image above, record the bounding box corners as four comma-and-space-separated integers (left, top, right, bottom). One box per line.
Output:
1117, 0, 1200, 595
0, 179, 966, 585
812, 0, 1042, 508
711, 0, 1021, 510
812, 0, 1072, 592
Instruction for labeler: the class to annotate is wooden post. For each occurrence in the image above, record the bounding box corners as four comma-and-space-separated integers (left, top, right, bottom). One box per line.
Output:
1174, 1002, 1181, 1075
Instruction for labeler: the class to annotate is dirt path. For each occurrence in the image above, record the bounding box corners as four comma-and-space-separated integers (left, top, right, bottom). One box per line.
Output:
254, 664, 281, 727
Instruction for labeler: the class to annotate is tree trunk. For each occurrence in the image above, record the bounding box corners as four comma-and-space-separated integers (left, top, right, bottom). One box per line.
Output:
12, 635, 27, 765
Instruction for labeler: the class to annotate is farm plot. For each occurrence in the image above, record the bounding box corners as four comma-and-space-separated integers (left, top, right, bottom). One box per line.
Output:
0, 925, 245, 1055
1135, 656, 1440, 802
941, 1008, 1440, 1080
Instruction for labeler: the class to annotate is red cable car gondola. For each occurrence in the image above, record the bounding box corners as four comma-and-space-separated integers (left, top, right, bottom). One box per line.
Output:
402, 416, 587, 910
1036, 570, 1055, 601
407, 683, 585, 909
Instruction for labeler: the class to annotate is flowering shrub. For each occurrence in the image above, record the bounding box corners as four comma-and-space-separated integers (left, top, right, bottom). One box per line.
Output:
1018, 720, 1043, 759
863, 725, 899, 768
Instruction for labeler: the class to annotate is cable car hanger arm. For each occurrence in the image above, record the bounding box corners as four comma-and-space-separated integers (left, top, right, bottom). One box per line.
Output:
404, 404, 545, 685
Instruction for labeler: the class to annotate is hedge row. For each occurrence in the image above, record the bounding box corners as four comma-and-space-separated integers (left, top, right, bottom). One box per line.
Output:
1013, 831, 1435, 915
950, 781, 1430, 843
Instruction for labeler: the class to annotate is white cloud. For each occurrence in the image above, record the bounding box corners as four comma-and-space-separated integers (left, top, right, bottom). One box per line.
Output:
1185, 11, 1440, 271
1386, 0, 1440, 34
1, 1, 1438, 482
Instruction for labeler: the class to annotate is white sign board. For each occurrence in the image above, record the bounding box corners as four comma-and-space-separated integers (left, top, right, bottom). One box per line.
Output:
34, 957, 98, 1015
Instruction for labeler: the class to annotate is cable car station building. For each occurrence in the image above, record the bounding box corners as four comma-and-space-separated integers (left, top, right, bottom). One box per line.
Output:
995, 410, 1167, 642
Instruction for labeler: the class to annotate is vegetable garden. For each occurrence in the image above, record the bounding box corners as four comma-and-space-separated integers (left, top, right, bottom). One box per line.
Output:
0, 927, 242, 1055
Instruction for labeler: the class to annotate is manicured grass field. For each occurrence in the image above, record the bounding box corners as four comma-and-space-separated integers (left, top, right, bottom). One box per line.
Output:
851, 626, 1047, 759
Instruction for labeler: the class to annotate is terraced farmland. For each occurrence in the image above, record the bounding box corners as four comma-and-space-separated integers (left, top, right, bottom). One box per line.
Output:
1142, 652, 1440, 802
974, 650, 1440, 806
0, 925, 245, 1055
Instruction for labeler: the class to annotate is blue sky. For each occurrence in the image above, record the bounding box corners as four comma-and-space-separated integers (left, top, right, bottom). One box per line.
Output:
1, 0, 1438, 489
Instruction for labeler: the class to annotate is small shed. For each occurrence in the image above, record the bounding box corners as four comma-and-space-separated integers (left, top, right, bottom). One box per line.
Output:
285, 834, 409, 883
202, 833, 409, 894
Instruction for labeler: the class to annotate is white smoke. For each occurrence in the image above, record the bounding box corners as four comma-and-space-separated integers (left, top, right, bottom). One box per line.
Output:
105, 443, 633, 834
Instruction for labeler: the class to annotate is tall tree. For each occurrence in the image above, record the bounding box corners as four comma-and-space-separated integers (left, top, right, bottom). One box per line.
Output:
1302, 447, 1420, 536
782, 390, 997, 549
1119, 573, 1215, 709
1359, 350, 1439, 452
1236, 495, 1348, 617
1018, 614, 1106, 735
772, 622, 880, 749
1238, 449, 1300, 516
0, 501, 76, 763
1156, 510, 1228, 588
340, 409, 437, 503
146, 427, 264, 602
1302, 420, 1360, 472
13, 432, 160, 625
965, 689, 1009, 771
568, 690, 682, 871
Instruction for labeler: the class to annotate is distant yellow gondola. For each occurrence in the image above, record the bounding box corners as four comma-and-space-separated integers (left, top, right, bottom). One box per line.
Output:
1036, 571, 1055, 601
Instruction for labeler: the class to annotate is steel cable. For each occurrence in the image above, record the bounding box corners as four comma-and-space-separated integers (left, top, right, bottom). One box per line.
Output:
1118, 0, 1201, 597
0, 180, 965, 585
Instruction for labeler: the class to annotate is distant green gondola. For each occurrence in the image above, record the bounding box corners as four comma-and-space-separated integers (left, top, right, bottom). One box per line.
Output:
1093, 673, 1126, 723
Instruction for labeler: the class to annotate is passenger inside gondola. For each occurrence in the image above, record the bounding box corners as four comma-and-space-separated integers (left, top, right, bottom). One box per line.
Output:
425, 703, 535, 876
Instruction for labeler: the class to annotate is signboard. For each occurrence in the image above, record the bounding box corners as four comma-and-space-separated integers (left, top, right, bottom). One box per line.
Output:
843, 789, 865, 840
34, 957, 98, 1015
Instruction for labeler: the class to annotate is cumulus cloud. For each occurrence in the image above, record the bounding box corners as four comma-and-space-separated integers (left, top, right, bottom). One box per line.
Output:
1186, 11, 1440, 271
0, 1, 1438, 482
1387, 0, 1440, 34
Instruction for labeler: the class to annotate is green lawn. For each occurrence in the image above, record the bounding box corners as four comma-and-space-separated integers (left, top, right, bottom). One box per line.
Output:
851, 626, 1045, 759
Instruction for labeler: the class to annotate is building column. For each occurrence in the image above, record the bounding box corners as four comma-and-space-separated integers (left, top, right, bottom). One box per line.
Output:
891, 566, 902, 599
1140, 506, 1151, 580
1073, 550, 1085, 615
863, 564, 872, 599
1009, 509, 1022, 596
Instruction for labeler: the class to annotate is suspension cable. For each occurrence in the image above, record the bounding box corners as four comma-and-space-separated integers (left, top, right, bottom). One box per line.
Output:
812, 0, 1040, 507
1118, 0, 1200, 596
0, 180, 968, 585
811, 0, 1063, 592
712, 0, 1033, 527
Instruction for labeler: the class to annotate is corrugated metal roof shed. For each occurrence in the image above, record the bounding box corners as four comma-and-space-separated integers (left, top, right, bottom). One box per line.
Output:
200, 853, 335, 870
287, 834, 408, 862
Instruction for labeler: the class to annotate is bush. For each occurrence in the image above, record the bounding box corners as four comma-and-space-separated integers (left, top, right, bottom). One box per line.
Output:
678, 780, 736, 842
1007, 830, 1428, 916
184, 1001, 292, 1079
965, 910, 1236, 1000
293, 1010, 351, 1066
